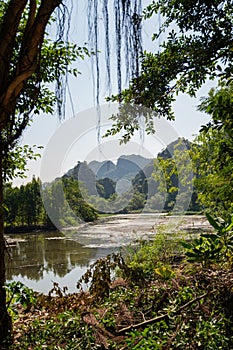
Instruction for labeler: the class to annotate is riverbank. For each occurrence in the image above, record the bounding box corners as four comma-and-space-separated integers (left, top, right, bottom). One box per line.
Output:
5, 213, 213, 295
4, 233, 233, 349
4, 224, 57, 234
4, 212, 209, 236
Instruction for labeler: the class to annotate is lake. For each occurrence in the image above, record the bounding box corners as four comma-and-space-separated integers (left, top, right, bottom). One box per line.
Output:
5, 214, 211, 294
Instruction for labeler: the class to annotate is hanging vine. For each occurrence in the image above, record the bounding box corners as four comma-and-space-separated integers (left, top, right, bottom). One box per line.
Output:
102, 0, 111, 94
87, 0, 143, 103
55, 1, 73, 120
87, 0, 143, 144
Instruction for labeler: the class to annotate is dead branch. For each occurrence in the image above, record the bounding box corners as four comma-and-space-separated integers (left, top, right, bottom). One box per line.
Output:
117, 292, 209, 335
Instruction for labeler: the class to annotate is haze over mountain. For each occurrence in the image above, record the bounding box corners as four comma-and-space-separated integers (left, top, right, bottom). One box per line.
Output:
88, 154, 153, 181
67, 154, 152, 183
63, 138, 199, 213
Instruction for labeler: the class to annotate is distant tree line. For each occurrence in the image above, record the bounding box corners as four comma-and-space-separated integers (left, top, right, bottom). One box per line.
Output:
4, 176, 98, 231
74, 138, 202, 215
5, 117, 232, 230
4, 177, 47, 229
3, 138, 204, 232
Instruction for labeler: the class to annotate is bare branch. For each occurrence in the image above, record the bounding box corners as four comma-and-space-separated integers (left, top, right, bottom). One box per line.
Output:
117, 292, 209, 335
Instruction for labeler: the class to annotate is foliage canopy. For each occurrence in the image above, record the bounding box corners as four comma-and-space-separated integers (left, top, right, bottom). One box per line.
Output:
108, 0, 233, 140
192, 80, 233, 218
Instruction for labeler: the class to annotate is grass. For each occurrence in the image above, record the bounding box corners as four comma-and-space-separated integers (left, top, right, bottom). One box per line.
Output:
3, 223, 233, 349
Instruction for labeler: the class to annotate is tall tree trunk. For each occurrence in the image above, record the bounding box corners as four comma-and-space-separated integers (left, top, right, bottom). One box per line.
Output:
0, 145, 12, 344
0, 1, 64, 344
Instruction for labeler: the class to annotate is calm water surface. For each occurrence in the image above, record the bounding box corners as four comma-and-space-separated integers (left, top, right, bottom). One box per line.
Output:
5, 214, 211, 294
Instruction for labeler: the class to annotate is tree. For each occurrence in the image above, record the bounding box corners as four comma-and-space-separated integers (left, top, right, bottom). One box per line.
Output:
0, 0, 88, 343
107, 0, 233, 140
96, 178, 116, 199
4, 177, 46, 227
191, 79, 233, 218
0, 0, 146, 342
104, 0, 232, 217
146, 193, 165, 211
128, 190, 145, 211
3, 184, 19, 226
62, 177, 98, 222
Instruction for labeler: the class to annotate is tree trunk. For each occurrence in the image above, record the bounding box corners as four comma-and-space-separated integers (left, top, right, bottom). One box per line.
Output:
0, 1, 64, 344
0, 146, 12, 345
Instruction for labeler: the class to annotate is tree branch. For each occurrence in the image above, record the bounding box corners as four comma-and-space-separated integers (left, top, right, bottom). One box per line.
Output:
116, 292, 209, 335
0, 0, 27, 91
0, 0, 63, 129
6, 0, 62, 98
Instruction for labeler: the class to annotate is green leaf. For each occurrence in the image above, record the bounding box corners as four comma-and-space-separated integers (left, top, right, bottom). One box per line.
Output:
205, 213, 221, 231
180, 241, 192, 249
201, 233, 218, 241
186, 252, 199, 258
226, 221, 233, 232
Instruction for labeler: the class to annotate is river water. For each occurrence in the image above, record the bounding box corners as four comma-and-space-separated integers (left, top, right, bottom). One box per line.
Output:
5, 214, 211, 294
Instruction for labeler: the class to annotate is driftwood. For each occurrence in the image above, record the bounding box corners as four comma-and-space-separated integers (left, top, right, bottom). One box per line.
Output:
117, 292, 209, 335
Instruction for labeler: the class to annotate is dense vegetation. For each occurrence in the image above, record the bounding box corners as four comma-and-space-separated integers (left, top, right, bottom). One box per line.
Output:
4, 176, 98, 231
3, 214, 233, 349
1, 0, 232, 347
191, 80, 233, 219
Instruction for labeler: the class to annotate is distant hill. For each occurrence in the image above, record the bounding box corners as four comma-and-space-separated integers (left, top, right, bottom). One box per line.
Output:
63, 139, 200, 213
65, 155, 152, 197
88, 154, 152, 181
88, 160, 116, 179
158, 137, 191, 159
65, 161, 97, 195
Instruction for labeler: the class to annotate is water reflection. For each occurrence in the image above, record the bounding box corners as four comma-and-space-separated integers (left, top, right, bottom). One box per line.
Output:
5, 214, 210, 293
5, 231, 107, 293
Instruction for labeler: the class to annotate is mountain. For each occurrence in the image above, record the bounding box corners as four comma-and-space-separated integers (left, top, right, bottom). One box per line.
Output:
65, 161, 97, 195
88, 155, 152, 181
88, 160, 116, 179
63, 138, 200, 213
158, 137, 191, 159
119, 154, 152, 169
65, 155, 152, 198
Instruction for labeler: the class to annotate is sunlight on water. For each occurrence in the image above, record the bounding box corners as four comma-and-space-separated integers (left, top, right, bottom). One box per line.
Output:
6, 214, 211, 294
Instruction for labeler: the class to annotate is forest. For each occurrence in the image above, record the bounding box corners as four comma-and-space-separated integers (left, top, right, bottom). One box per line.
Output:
3, 176, 98, 231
